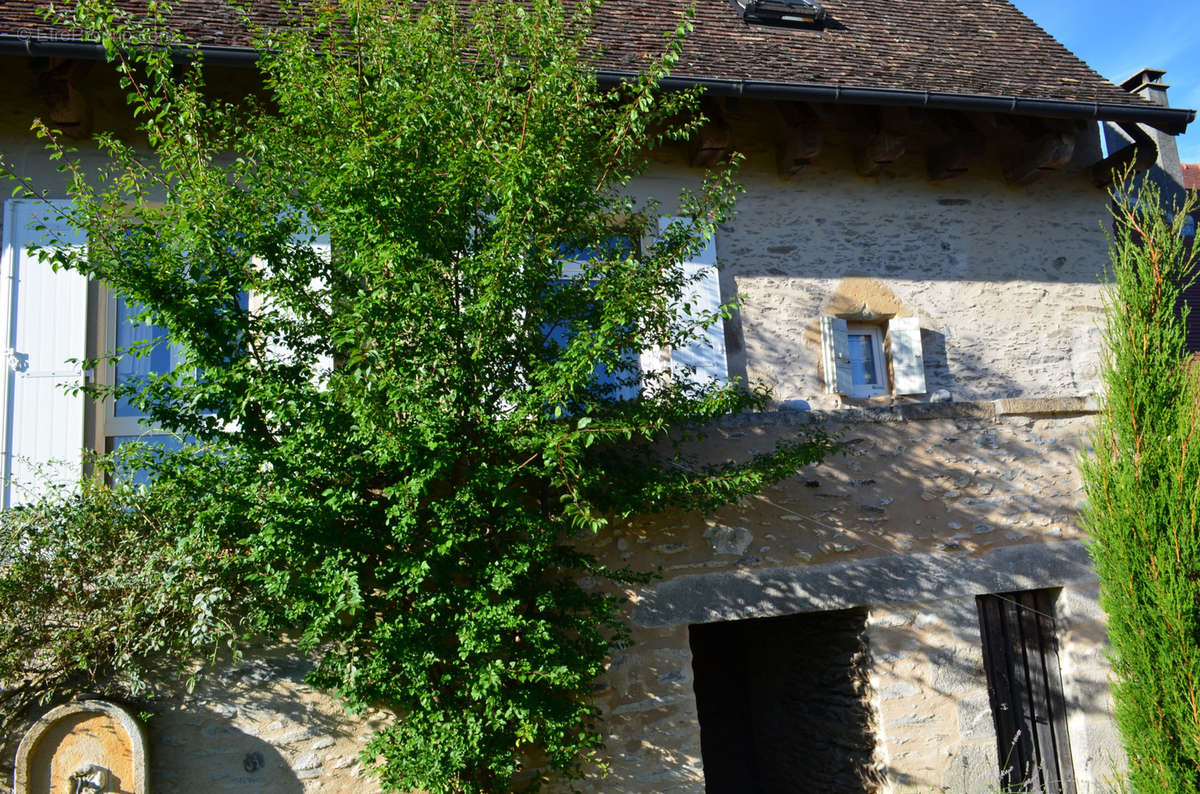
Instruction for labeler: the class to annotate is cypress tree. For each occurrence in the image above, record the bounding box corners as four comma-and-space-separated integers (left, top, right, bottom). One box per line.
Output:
1081, 176, 1200, 792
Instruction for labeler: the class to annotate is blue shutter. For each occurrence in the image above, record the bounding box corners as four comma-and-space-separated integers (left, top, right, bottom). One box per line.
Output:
0, 200, 88, 507
660, 217, 728, 387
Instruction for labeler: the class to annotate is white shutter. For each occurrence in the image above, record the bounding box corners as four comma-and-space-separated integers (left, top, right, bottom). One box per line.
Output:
888, 315, 926, 395
303, 230, 334, 380
0, 200, 88, 507
256, 225, 332, 380
820, 315, 853, 395
659, 215, 716, 266
660, 216, 727, 386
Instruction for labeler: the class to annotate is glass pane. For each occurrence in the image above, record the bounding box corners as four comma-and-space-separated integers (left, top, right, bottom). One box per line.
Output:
848, 333, 878, 386
542, 316, 640, 400
556, 236, 636, 264
542, 279, 640, 401
110, 434, 186, 486
114, 297, 186, 417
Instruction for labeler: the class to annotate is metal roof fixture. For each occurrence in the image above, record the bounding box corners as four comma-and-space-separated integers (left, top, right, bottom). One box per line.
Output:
731, 0, 828, 26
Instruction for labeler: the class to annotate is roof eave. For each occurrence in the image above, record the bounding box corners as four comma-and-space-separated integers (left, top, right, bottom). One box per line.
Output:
599, 72, 1197, 135
0, 35, 259, 67
2, 38, 1191, 136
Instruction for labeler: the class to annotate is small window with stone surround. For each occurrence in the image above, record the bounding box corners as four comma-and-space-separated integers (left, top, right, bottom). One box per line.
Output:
821, 314, 926, 398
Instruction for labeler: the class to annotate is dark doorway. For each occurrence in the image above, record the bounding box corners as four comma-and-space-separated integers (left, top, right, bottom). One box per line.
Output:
688, 608, 880, 793
977, 590, 1076, 794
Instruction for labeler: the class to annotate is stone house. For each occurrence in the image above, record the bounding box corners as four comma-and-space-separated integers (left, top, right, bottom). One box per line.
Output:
0, 1, 1197, 792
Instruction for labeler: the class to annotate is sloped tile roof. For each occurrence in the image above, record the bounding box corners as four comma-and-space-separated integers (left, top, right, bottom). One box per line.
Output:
590, 0, 1144, 107
0, 0, 1157, 109
0, 1, 266, 47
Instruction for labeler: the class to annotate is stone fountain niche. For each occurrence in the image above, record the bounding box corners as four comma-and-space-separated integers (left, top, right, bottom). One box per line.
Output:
13, 700, 148, 794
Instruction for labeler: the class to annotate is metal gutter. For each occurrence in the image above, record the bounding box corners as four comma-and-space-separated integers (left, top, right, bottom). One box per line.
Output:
598, 71, 1197, 135
2, 36, 1192, 135
0, 35, 260, 67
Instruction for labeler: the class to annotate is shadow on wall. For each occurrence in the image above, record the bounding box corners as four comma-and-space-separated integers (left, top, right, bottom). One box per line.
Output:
920, 328, 950, 395
624, 563, 1115, 793
723, 166, 1113, 286
644, 407, 1091, 570
593, 396, 1114, 792
144, 648, 378, 792
150, 708, 305, 794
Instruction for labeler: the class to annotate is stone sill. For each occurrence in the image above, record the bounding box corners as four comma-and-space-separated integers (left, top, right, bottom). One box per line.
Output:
726, 395, 1099, 427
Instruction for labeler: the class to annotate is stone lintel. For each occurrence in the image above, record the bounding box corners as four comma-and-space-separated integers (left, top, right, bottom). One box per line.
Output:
729, 394, 1099, 430
631, 540, 1095, 628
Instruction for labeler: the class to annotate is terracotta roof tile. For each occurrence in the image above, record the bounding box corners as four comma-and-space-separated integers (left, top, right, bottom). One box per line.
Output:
0, 0, 1153, 109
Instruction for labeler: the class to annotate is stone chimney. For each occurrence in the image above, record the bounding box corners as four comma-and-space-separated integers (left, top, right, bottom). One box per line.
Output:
1121, 68, 1171, 108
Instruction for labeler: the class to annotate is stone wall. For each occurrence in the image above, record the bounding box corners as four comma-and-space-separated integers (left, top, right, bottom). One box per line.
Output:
632, 102, 1111, 409
2, 78, 1116, 417
1, 406, 1116, 794
144, 650, 387, 794
552, 404, 1119, 794
1, 647, 386, 794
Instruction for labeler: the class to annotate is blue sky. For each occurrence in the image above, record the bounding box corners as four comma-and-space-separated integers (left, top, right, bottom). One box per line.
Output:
1010, 0, 1200, 164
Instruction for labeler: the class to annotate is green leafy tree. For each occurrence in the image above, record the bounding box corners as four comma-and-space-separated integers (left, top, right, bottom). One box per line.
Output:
1081, 176, 1200, 793
1, 0, 832, 790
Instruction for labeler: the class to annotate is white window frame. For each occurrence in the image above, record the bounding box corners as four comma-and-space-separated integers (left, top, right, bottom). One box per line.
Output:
845, 322, 887, 398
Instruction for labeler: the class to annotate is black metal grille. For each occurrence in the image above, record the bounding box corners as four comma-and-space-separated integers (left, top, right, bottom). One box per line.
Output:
977, 591, 1077, 794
